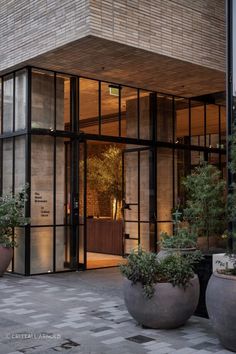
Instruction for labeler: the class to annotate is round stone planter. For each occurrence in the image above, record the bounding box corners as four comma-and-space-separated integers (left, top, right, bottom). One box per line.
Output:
158, 247, 196, 260
123, 275, 199, 329
0, 246, 13, 276
206, 272, 236, 352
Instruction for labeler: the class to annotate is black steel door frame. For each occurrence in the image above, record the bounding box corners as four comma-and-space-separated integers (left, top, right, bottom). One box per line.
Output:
122, 145, 157, 254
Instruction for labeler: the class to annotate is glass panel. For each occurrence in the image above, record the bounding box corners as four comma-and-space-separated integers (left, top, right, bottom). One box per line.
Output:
157, 94, 173, 142
15, 70, 27, 131
121, 86, 138, 138
124, 222, 138, 254
30, 227, 53, 274
140, 90, 151, 139
175, 98, 190, 144
31, 69, 54, 129
15, 136, 26, 192
56, 138, 66, 225
140, 223, 150, 251
56, 226, 70, 271
206, 104, 219, 148
157, 222, 173, 244
157, 148, 173, 224
140, 149, 150, 222
79, 78, 99, 134
191, 150, 205, 168
3, 139, 13, 192
3, 74, 13, 133
78, 143, 85, 266
101, 82, 119, 136
14, 228, 25, 274
175, 148, 190, 206
209, 152, 219, 167
0, 78, 2, 134
190, 100, 205, 146
220, 106, 226, 149
56, 74, 71, 131
31, 136, 54, 225
124, 150, 138, 205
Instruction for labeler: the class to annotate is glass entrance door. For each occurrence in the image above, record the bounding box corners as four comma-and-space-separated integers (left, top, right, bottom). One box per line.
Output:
64, 139, 87, 270
122, 146, 156, 254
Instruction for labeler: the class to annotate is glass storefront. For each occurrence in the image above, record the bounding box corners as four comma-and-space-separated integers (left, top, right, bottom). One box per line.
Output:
0, 66, 226, 275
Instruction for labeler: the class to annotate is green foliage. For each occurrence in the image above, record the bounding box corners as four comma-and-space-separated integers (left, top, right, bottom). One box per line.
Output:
120, 247, 202, 299
160, 228, 197, 249
156, 250, 202, 288
160, 206, 197, 249
83, 146, 122, 220
0, 185, 29, 248
182, 162, 226, 249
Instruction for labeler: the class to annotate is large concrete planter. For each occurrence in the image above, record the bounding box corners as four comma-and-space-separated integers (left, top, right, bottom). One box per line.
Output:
158, 247, 196, 259
123, 275, 199, 329
0, 246, 13, 276
206, 272, 236, 352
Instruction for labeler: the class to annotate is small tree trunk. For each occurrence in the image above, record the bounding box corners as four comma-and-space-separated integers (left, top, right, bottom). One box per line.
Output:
114, 198, 118, 220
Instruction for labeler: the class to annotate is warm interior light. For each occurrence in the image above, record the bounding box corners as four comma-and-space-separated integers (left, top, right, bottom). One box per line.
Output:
109, 85, 120, 96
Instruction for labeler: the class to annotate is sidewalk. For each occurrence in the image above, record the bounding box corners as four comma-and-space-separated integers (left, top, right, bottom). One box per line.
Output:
0, 268, 232, 354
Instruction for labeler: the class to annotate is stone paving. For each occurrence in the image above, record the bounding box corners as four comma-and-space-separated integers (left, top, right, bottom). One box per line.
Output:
0, 268, 232, 354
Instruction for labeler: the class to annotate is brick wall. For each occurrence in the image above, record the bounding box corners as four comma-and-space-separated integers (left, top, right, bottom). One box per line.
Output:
0, 0, 90, 72
0, 0, 225, 73
89, 0, 225, 72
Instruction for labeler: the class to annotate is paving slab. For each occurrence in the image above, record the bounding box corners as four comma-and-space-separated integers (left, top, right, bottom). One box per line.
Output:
0, 268, 232, 354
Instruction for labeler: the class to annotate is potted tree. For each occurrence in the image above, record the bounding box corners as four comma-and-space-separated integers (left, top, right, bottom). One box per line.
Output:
182, 162, 227, 317
182, 162, 226, 252
158, 208, 197, 259
206, 128, 236, 352
0, 186, 29, 276
120, 247, 201, 329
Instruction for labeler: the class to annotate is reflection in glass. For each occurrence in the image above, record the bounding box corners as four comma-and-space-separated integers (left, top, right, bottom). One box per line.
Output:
31, 69, 54, 129
101, 82, 119, 136
30, 227, 53, 274
190, 100, 205, 146
157, 94, 173, 142
3, 75, 13, 133
14, 228, 25, 274
121, 86, 138, 138
3, 139, 13, 192
15, 70, 27, 131
15, 136, 26, 192
140, 90, 151, 140
79, 78, 99, 134
175, 98, 189, 144
56, 74, 71, 131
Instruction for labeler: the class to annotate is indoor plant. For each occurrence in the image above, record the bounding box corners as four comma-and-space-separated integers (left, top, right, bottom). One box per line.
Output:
120, 247, 201, 329
0, 186, 29, 276
206, 127, 236, 352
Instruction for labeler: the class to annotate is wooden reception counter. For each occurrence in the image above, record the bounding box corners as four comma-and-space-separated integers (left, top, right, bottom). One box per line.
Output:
87, 218, 123, 256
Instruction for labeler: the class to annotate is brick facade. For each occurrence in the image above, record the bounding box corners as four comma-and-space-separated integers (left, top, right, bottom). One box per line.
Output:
0, 0, 225, 74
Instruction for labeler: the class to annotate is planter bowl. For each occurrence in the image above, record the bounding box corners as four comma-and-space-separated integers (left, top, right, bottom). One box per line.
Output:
123, 275, 199, 329
0, 246, 13, 276
206, 272, 236, 352
158, 247, 196, 259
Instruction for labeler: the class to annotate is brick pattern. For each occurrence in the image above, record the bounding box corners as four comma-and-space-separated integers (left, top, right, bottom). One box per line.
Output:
0, 0, 90, 72
0, 270, 232, 354
89, 0, 225, 72
0, 0, 225, 74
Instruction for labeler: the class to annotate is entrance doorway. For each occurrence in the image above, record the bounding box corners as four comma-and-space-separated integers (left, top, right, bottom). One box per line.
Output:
65, 138, 156, 270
